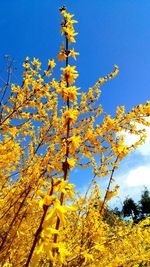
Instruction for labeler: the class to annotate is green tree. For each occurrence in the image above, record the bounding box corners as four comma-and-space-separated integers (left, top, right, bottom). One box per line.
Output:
122, 197, 139, 221
122, 188, 150, 223
139, 187, 150, 216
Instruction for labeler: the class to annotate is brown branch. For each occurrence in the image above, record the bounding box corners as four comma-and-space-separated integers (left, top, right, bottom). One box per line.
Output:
0, 186, 31, 251
99, 156, 119, 214
52, 26, 70, 259
24, 181, 54, 267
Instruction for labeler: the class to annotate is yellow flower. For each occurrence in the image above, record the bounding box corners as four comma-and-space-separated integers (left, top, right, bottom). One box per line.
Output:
63, 108, 78, 124
23, 62, 30, 69
50, 78, 60, 91
61, 10, 77, 23
44, 70, 51, 77
67, 157, 76, 170
65, 27, 78, 43
105, 186, 119, 201
31, 57, 41, 70
58, 43, 66, 61
69, 48, 79, 60
48, 59, 56, 69
39, 195, 55, 208
60, 9, 78, 43
61, 86, 80, 102
25, 56, 29, 61
61, 65, 78, 85
68, 135, 81, 152
58, 50, 66, 61
112, 143, 129, 158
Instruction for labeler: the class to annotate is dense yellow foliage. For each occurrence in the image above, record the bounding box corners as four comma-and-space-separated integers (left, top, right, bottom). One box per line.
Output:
0, 7, 150, 267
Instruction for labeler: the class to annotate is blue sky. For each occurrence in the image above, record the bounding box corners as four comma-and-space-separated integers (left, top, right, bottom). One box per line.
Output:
0, 0, 150, 207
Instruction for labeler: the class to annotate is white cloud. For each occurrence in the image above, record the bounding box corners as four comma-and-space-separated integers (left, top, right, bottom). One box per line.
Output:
125, 165, 150, 187
108, 165, 150, 208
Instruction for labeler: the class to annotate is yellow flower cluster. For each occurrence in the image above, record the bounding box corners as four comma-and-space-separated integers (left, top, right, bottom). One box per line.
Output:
61, 85, 80, 102
94, 64, 119, 88
63, 108, 79, 124
61, 65, 78, 85
60, 7, 78, 43
58, 44, 79, 61
58, 6, 79, 64
112, 143, 129, 159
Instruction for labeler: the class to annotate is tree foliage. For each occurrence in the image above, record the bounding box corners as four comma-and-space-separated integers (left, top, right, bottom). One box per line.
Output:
122, 188, 150, 223
122, 198, 139, 218
0, 7, 150, 267
140, 187, 150, 215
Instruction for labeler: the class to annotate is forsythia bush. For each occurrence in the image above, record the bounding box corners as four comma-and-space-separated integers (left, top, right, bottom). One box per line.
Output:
0, 6, 150, 267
